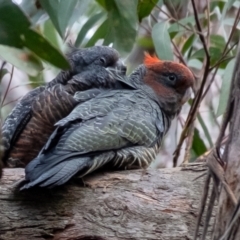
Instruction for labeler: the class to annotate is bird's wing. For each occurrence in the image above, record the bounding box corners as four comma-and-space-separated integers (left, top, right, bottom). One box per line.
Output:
2, 86, 45, 156
3, 84, 81, 167
30, 84, 79, 125
22, 91, 163, 189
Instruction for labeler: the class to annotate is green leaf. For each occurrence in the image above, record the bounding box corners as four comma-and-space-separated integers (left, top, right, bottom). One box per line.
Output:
0, 0, 70, 70
23, 30, 69, 70
43, 19, 61, 50
137, 36, 154, 49
111, 0, 138, 53
75, 12, 105, 47
197, 113, 213, 147
221, 0, 236, 21
209, 47, 222, 66
137, 0, 158, 22
85, 19, 109, 47
192, 128, 208, 157
168, 14, 205, 33
190, 49, 205, 61
96, 0, 108, 10
188, 59, 203, 69
152, 22, 173, 60
210, 0, 225, 12
0, 68, 9, 80
20, 0, 46, 25
0, 0, 30, 48
39, 0, 78, 38
0, 45, 43, 76
210, 34, 226, 49
95, 0, 138, 54
191, 46, 224, 66
216, 58, 235, 117
68, 0, 90, 27
29, 72, 45, 88
182, 34, 196, 56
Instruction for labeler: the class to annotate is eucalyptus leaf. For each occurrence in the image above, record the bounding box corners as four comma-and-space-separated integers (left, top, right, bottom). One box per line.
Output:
197, 113, 213, 147
169, 14, 205, 33
95, 0, 138, 54
192, 128, 208, 157
182, 34, 195, 56
152, 22, 173, 60
0, 45, 43, 76
210, 34, 226, 49
137, 0, 158, 22
0, 0, 70, 70
0, 68, 9, 80
75, 12, 105, 47
216, 59, 235, 117
85, 19, 109, 47
39, 0, 78, 38
29, 72, 45, 88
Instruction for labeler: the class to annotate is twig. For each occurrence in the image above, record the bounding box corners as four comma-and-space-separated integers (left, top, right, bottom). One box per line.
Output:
194, 171, 211, 240
203, 9, 240, 100
173, 0, 211, 167
209, 42, 237, 71
221, 8, 240, 59
219, 199, 240, 240
171, 39, 188, 66
2, 96, 22, 107
206, 0, 210, 48
201, 178, 217, 240
182, 121, 195, 164
155, 4, 202, 35
195, 47, 240, 240
1, 65, 14, 107
140, 23, 151, 34
201, 65, 218, 101
191, 0, 210, 59
209, 101, 221, 129
150, 13, 158, 23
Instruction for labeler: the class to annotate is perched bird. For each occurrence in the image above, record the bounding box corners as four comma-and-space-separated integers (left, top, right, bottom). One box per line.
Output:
21, 54, 194, 189
2, 45, 126, 168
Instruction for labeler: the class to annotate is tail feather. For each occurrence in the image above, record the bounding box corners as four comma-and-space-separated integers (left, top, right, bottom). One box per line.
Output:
21, 151, 116, 190
21, 157, 91, 190
25, 151, 85, 182
39, 157, 92, 188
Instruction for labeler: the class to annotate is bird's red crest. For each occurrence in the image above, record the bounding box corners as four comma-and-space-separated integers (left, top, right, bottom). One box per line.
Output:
144, 53, 161, 66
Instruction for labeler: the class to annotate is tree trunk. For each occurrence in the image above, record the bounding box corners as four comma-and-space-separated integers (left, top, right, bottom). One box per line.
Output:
212, 44, 240, 239
0, 164, 208, 240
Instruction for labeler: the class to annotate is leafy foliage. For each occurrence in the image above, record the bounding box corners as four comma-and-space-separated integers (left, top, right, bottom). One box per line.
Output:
0, 0, 70, 70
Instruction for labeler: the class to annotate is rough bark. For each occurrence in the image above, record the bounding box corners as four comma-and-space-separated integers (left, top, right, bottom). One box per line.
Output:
213, 44, 240, 239
0, 164, 208, 240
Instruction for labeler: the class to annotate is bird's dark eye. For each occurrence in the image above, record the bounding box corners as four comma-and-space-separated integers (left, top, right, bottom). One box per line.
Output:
100, 57, 106, 65
168, 74, 176, 81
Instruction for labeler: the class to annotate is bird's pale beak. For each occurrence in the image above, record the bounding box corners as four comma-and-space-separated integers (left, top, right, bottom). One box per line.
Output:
107, 59, 127, 76
181, 87, 192, 105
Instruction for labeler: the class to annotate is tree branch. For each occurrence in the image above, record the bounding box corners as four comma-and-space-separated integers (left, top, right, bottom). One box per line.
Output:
0, 166, 210, 240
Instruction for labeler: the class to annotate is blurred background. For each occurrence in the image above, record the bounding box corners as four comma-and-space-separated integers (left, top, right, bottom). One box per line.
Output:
0, 0, 239, 167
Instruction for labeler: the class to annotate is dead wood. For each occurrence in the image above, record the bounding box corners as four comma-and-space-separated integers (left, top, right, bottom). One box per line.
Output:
0, 164, 208, 240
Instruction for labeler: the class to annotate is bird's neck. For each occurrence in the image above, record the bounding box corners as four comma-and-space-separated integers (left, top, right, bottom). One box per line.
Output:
156, 94, 183, 118
129, 65, 182, 118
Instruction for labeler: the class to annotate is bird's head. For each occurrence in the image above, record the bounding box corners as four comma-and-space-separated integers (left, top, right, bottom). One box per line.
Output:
67, 45, 127, 76
142, 53, 194, 116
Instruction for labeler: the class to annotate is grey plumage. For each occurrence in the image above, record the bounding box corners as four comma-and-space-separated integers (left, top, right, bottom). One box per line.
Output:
21, 56, 194, 189
21, 66, 172, 189
2, 45, 126, 167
